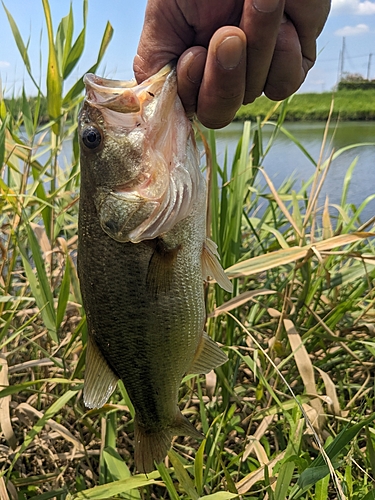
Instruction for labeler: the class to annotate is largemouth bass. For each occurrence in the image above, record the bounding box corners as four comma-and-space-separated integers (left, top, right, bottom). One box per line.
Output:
77, 65, 232, 473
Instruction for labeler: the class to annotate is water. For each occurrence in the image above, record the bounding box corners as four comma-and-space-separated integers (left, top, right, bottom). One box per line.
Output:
27, 120, 375, 222
206, 121, 375, 222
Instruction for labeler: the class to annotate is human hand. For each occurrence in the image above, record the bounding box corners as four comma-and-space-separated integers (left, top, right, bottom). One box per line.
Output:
134, 0, 331, 129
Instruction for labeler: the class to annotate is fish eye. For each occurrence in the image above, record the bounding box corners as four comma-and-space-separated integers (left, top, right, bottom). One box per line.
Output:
82, 126, 102, 150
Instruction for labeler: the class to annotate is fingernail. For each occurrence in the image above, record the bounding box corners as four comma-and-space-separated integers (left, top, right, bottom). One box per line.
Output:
187, 51, 206, 84
253, 0, 280, 13
216, 36, 244, 70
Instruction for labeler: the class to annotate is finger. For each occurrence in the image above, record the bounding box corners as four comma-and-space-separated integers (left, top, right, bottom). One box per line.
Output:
177, 47, 207, 119
196, 26, 247, 129
264, 17, 304, 100
133, 0, 192, 83
285, 0, 331, 77
240, 0, 285, 103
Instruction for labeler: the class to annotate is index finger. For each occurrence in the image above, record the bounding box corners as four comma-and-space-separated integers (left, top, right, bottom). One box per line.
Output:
133, 0, 192, 83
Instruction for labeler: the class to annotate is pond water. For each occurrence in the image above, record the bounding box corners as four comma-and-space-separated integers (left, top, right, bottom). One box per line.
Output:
204, 121, 375, 223
34, 120, 375, 223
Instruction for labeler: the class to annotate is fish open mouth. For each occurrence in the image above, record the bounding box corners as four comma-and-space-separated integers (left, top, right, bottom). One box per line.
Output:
83, 65, 173, 115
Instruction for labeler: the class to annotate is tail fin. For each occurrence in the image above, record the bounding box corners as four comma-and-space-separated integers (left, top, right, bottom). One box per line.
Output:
134, 410, 203, 473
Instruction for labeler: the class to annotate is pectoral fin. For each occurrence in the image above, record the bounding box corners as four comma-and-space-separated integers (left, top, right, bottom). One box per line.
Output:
84, 336, 118, 409
146, 238, 181, 295
202, 239, 233, 293
188, 332, 228, 375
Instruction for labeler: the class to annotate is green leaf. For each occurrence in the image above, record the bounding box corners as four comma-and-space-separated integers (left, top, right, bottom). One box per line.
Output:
18, 221, 57, 343
55, 13, 69, 75
63, 28, 86, 79
361, 490, 375, 500
101, 447, 140, 499
194, 438, 206, 496
2, 2, 39, 90
42, 0, 62, 134
61, 4, 74, 70
74, 473, 160, 499
22, 88, 34, 138
0, 378, 80, 399
102, 447, 132, 482
366, 427, 375, 477
96, 20, 114, 63
274, 461, 294, 500
56, 256, 71, 331
117, 380, 135, 418
298, 412, 375, 489
156, 462, 180, 500
314, 473, 329, 500
0, 113, 8, 168
168, 449, 199, 500
62, 21, 113, 106
341, 156, 358, 207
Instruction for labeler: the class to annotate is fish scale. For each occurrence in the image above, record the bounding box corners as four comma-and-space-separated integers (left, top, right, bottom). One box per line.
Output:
78, 64, 232, 472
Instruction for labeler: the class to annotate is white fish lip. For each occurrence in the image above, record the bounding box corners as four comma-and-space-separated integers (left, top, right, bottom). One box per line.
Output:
83, 65, 174, 114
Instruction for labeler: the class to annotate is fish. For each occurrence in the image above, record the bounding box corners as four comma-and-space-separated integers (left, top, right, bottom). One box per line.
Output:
77, 64, 233, 473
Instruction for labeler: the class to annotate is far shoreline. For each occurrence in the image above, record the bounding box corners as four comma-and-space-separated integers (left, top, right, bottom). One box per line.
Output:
235, 89, 375, 122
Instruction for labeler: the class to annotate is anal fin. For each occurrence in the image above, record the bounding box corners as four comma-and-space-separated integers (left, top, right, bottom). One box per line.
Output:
188, 332, 228, 374
202, 238, 233, 293
84, 336, 119, 409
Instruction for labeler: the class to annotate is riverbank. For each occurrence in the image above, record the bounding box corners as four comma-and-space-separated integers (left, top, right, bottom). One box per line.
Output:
235, 89, 375, 122
5, 89, 375, 125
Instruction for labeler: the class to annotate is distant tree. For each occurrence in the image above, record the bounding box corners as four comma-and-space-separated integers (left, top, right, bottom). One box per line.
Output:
338, 73, 375, 90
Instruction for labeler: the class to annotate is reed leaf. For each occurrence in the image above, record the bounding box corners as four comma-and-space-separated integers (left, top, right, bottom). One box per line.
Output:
42, 0, 62, 134
2, 2, 39, 90
62, 20, 113, 106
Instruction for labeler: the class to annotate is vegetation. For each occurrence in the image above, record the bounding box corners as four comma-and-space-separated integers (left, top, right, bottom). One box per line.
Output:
337, 74, 375, 92
236, 90, 375, 122
1, 2, 375, 499
5, 88, 375, 125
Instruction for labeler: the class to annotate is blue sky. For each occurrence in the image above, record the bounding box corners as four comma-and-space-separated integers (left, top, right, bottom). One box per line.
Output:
0, 0, 375, 97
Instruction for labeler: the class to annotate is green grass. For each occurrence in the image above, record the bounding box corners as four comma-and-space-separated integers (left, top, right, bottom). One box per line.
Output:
236, 90, 375, 121
1, 2, 375, 499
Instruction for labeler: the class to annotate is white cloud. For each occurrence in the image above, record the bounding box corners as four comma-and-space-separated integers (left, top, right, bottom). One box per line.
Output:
0, 61, 10, 68
332, 0, 375, 14
335, 23, 370, 35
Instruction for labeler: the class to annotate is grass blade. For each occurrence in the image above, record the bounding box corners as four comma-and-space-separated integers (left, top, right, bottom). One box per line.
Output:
56, 256, 71, 331
18, 220, 57, 342
168, 449, 199, 500
42, 0, 62, 134
156, 462, 180, 500
2, 2, 39, 90
298, 412, 375, 490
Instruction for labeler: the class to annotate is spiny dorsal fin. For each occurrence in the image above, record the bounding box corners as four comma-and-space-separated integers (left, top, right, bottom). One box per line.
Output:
188, 332, 228, 375
202, 238, 233, 293
84, 336, 118, 409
